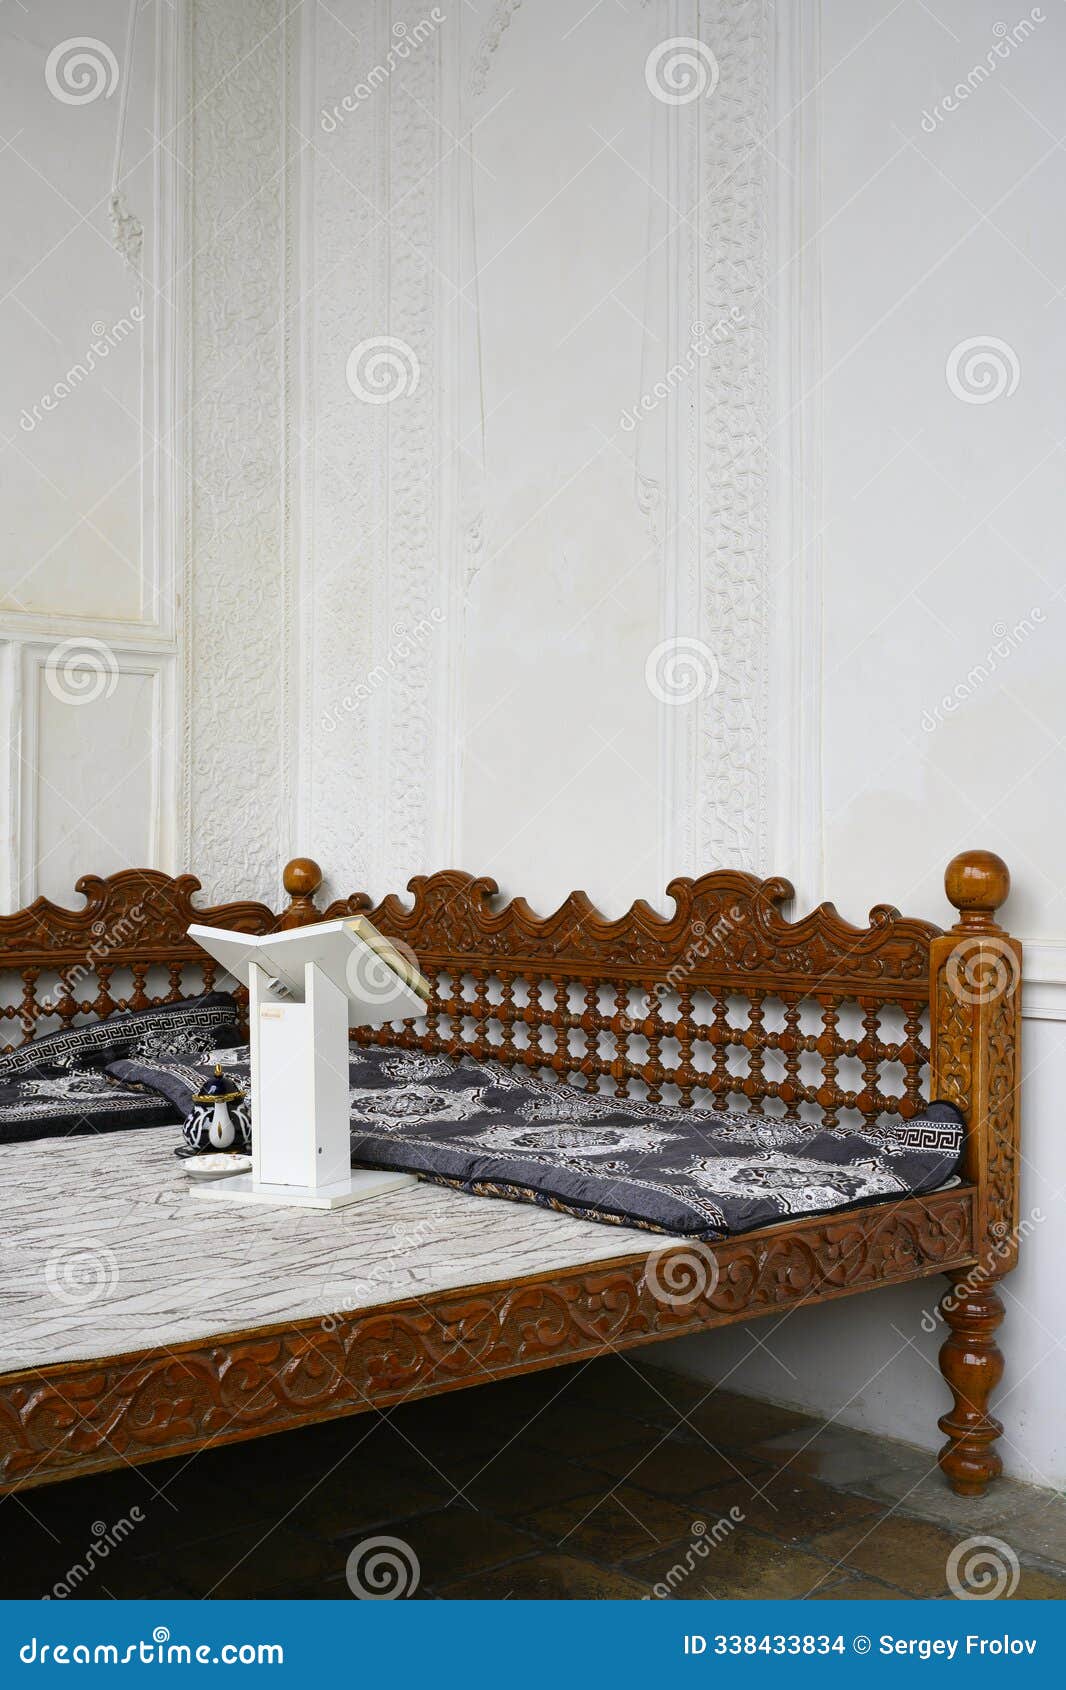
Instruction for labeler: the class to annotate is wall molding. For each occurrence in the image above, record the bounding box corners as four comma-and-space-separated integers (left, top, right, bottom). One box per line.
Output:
644, 0, 776, 884
281, 0, 310, 872
15, 642, 176, 906
1019, 944, 1066, 1023
303, 2, 462, 901
437, 6, 471, 873
183, 0, 289, 904
693, 0, 773, 878
381, 0, 450, 888
652, 0, 702, 888
767, 0, 823, 907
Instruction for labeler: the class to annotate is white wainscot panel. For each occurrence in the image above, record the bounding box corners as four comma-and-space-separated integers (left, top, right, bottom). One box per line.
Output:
19, 645, 174, 905
0, 0, 175, 637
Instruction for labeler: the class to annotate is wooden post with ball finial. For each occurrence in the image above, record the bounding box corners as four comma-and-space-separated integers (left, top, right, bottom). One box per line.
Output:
929, 850, 1021, 1496
276, 858, 324, 930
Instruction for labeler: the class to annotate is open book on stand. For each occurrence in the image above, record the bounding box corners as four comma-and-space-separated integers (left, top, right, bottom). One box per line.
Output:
188, 917, 430, 1026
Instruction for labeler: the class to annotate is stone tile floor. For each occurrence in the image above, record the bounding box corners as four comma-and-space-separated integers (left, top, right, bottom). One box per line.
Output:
7, 1356, 1065, 1600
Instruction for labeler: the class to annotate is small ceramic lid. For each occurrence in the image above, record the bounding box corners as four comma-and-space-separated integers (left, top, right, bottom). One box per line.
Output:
192, 1063, 246, 1105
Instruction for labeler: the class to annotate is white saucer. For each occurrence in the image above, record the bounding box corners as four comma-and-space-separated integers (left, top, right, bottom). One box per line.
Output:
183, 1153, 253, 1181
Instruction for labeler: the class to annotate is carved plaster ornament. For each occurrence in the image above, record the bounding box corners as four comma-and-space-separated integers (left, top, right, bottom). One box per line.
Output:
108, 0, 144, 289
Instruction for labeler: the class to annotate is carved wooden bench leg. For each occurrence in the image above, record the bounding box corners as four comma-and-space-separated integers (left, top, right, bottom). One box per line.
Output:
937, 1274, 1005, 1496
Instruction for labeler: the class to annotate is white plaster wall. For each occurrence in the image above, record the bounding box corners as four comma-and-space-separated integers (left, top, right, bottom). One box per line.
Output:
818, 0, 1066, 939
296, 1, 777, 912
2, 1, 779, 915
460, 0, 666, 909
298, 0, 454, 903
655, 0, 1066, 1487
0, 0, 178, 907
459, 0, 776, 911
0, 0, 297, 912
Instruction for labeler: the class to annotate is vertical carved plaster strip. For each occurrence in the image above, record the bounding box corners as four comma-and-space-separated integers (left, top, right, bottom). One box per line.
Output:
696, 0, 771, 873
382, 0, 444, 889
304, 2, 389, 898
468, 0, 524, 99
435, 8, 477, 867
638, 0, 704, 886
185, 0, 288, 902
303, 1, 450, 896
280, 3, 305, 871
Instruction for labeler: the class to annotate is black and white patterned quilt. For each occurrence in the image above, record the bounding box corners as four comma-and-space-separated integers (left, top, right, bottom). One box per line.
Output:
0, 993, 242, 1081
108, 1043, 965, 1240
0, 1070, 180, 1146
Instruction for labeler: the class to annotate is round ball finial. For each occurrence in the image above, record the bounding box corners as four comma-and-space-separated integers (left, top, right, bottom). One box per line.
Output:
944, 850, 1010, 928
283, 857, 323, 898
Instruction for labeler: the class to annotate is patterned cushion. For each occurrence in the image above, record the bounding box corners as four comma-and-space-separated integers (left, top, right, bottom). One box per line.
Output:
0, 1070, 180, 1146
106, 1046, 251, 1115
0, 994, 243, 1081
108, 1043, 966, 1240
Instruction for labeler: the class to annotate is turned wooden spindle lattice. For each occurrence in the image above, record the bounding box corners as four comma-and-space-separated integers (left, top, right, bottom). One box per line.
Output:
326, 868, 941, 1130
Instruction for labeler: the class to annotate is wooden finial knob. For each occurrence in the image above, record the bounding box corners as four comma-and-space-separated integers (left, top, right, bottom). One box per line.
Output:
944, 850, 1010, 930
283, 857, 322, 899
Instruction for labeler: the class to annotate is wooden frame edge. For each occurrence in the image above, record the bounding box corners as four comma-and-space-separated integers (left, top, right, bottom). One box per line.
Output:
929, 849, 1021, 1495
0, 1187, 975, 1493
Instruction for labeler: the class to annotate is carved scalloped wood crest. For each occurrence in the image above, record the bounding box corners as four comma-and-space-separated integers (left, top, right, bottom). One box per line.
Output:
0, 871, 280, 1049
327, 868, 941, 998
0, 871, 275, 968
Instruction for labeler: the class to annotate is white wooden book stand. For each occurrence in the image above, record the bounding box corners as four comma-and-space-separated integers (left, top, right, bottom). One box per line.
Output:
187, 919, 429, 1210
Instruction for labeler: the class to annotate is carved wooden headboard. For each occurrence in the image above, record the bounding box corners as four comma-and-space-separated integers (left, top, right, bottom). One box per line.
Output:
0, 864, 319, 1049
328, 849, 1021, 1277
0, 850, 1021, 1278
333, 869, 941, 1124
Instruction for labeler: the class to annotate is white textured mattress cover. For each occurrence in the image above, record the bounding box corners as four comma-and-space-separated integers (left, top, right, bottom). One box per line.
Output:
0, 1127, 674, 1372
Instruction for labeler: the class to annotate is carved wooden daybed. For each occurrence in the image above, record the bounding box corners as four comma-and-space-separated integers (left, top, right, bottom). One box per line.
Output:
0, 850, 1020, 1499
